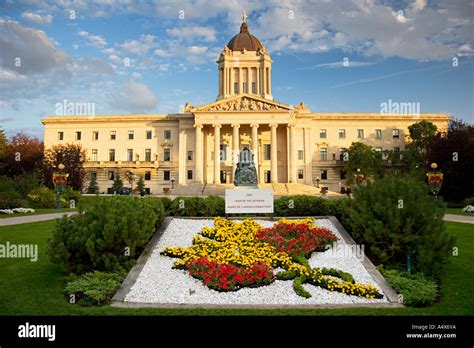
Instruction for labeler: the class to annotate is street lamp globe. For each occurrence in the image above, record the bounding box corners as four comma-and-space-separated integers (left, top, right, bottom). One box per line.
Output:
431, 163, 438, 170
58, 163, 65, 170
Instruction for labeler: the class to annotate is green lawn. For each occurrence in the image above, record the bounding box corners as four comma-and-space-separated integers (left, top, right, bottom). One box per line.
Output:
0, 219, 472, 316
0, 208, 77, 219
446, 207, 474, 216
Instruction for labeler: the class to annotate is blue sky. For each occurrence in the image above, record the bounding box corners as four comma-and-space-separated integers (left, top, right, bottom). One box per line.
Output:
1, 0, 473, 139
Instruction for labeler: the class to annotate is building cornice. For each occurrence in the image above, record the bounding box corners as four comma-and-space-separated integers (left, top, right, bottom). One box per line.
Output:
41, 114, 187, 124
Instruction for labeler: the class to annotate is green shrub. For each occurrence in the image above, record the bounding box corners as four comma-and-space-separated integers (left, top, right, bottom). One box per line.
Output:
380, 268, 437, 307
64, 271, 124, 306
293, 276, 311, 298
62, 187, 81, 207
170, 196, 208, 216
346, 175, 455, 279
202, 196, 225, 216
274, 195, 330, 216
48, 196, 164, 274
27, 186, 57, 208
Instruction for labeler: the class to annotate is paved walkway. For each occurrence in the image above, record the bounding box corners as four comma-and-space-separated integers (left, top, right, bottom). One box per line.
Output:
443, 214, 474, 224
0, 212, 77, 227
1, 211, 472, 227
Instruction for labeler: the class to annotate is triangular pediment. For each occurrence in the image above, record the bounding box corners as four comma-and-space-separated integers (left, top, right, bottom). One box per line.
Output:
187, 94, 292, 112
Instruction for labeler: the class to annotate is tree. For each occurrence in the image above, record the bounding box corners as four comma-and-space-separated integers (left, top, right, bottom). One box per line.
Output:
426, 119, 474, 202
347, 174, 455, 279
86, 176, 100, 194
111, 174, 124, 193
43, 144, 87, 191
136, 176, 146, 196
2, 132, 44, 177
402, 120, 438, 173
343, 142, 383, 185
0, 129, 7, 169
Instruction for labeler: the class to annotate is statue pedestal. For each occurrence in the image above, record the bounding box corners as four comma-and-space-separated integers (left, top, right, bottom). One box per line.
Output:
234, 185, 258, 190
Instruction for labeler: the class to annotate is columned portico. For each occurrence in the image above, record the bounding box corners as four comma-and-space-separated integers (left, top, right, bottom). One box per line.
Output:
288, 124, 296, 183
178, 129, 187, 185
232, 124, 240, 178
194, 124, 204, 183
270, 124, 278, 183
250, 124, 259, 181
213, 124, 222, 184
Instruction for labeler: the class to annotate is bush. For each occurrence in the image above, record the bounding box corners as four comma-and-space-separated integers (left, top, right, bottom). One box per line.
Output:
380, 268, 437, 307
64, 271, 124, 306
170, 196, 208, 216
274, 195, 331, 216
346, 175, 455, 279
48, 196, 164, 274
463, 197, 474, 207
27, 186, 57, 208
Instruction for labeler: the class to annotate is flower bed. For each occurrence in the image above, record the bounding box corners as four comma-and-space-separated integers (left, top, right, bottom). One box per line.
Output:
0, 207, 35, 214
162, 217, 383, 299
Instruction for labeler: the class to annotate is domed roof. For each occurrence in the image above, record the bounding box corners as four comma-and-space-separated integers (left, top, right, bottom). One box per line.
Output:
227, 22, 264, 51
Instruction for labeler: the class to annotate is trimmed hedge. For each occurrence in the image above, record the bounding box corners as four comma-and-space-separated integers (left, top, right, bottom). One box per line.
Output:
48, 196, 164, 274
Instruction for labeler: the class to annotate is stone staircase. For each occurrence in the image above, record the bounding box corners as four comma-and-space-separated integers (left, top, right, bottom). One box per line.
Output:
202, 183, 235, 196
286, 182, 320, 195
271, 182, 289, 195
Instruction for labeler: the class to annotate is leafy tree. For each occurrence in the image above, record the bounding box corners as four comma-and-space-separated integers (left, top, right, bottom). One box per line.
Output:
0, 129, 7, 171
111, 174, 124, 193
2, 132, 44, 177
136, 176, 146, 196
43, 144, 87, 191
346, 174, 455, 279
402, 120, 438, 173
86, 176, 100, 194
426, 119, 474, 202
343, 142, 383, 184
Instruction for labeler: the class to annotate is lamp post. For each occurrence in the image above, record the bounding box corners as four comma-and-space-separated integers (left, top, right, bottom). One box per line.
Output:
171, 177, 175, 189
53, 163, 68, 212
426, 162, 443, 207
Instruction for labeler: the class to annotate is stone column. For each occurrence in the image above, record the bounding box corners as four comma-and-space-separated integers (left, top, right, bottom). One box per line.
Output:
178, 129, 187, 185
232, 124, 240, 181
194, 124, 203, 183
256, 67, 260, 96
248, 67, 253, 94
230, 67, 234, 95
213, 124, 221, 184
251, 124, 259, 181
238, 68, 242, 94
270, 124, 278, 183
288, 124, 296, 183
304, 127, 313, 185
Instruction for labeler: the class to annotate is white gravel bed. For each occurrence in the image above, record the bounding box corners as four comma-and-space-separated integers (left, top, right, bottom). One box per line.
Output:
124, 218, 389, 305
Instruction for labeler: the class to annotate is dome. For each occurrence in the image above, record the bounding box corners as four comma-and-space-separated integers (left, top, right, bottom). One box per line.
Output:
227, 22, 264, 51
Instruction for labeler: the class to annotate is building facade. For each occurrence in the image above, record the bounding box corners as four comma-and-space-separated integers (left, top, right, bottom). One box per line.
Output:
42, 17, 450, 194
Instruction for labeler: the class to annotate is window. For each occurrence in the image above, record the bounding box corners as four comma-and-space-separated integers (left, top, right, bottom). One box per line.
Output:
340, 170, 346, 180
252, 82, 256, 94
320, 129, 326, 138
187, 151, 193, 161
234, 82, 239, 94
164, 170, 170, 181
92, 149, 98, 161
394, 147, 400, 152
392, 129, 400, 139
110, 131, 116, 140
75, 131, 81, 140
128, 130, 134, 140
164, 148, 171, 161
321, 170, 328, 180
58, 132, 64, 140
145, 149, 151, 162
146, 130, 152, 139
375, 129, 382, 139
164, 130, 171, 140
127, 149, 133, 161
108, 171, 115, 180
340, 148, 348, 161
145, 171, 151, 180
263, 144, 271, 160
298, 150, 303, 160
338, 129, 346, 139
298, 169, 304, 179
90, 172, 97, 181
93, 131, 99, 140
319, 148, 328, 161
220, 144, 227, 161
357, 129, 364, 139
109, 149, 115, 162
187, 170, 193, 180
243, 82, 248, 93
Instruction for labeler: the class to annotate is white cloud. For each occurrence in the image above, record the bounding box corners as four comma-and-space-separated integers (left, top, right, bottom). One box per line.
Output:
121, 34, 156, 55
158, 64, 169, 72
154, 49, 170, 57
20, 11, 53, 25
78, 30, 107, 47
110, 81, 158, 113
166, 26, 216, 42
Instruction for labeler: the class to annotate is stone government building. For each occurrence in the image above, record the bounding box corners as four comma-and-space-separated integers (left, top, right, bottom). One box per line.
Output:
42, 17, 449, 195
